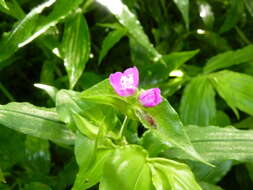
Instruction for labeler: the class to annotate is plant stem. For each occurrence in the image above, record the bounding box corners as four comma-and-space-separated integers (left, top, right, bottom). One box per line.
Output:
235, 26, 251, 45
119, 116, 128, 138
0, 83, 15, 101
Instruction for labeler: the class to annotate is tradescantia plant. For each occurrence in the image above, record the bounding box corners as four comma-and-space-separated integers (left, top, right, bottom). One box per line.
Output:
1, 0, 253, 189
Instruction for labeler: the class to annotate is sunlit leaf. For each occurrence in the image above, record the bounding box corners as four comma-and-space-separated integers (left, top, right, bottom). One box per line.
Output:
0, 0, 8, 10
99, 145, 154, 190
210, 70, 253, 116
149, 158, 202, 190
61, 11, 90, 89
0, 102, 75, 145
204, 45, 253, 73
166, 125, 253, 162
96, 0, 163, 63
0, 0, 84, 62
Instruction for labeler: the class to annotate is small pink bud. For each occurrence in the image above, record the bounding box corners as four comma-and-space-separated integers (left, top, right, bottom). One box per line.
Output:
139, 88, 162, 107
109, 67, 139, 97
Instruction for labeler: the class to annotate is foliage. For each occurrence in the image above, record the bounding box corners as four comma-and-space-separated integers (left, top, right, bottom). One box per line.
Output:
0, 0, 253, 189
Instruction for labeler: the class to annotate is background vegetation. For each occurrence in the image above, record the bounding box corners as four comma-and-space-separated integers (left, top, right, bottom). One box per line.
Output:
1, 0, 253, 189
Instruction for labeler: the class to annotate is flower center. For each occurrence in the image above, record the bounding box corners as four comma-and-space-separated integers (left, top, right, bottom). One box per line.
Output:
120, 74, 134, 89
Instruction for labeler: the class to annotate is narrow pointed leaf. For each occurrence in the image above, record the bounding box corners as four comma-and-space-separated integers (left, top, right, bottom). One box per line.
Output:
61, 11, 90, 89
173, 0, 190, 30
96, 0, 163, 63
204, 45, 253, 73
98, 28, 127, 65
0, 0, 8, 10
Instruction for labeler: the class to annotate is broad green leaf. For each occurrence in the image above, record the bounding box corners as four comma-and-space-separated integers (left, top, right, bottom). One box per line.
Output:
163, 49, 199, 72
166, 125, 253, 162
197, 0, 214, 30
98, 28, 127, 65
244, 0, 253, 17
96, 0, 163, 63
204, 45, 253, 73
0, 0, 56, 62
210, 70, 253, 116
180, 75, 216, 126
219, 0, 243, 33
173, 0, 190, 30
149, 158, 202, 190
100, 145, 154, 190
0, 0, 8, 10
61, 11, 90, 89
80, 79, 209, 165
0, 102, 75, 145
25, 136, 51, 174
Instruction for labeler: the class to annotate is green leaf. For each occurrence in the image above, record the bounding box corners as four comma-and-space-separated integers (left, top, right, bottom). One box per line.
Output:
244, 0, 253, 17
204, 45, 253, 73
100, 145, 154, 190
0, 102, 75, 145
73, 132, 112, 189
98, 28, 127, 65
197, 0, 214, 30
80, 79, 209, 165
149, 158, 202, 190
173, 0, 190, 30
163, 50, 199, 72
61, 11, 90, 89
0, 0, 56, 62
167, 125, 253, 162
0, 0, 84, 62
180, 75, 216, 126
210, 70, 253, 116
0, 0, 8, 10
96, 0, 163, 63
190, 160, 232, 184
0, 0, 25, 19
219, 0, 243, 34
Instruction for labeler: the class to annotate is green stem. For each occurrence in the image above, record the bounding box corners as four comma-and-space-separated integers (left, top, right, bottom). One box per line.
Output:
119, 116, 128, 138
0, 83, 15, 101
235, 26, 251, 45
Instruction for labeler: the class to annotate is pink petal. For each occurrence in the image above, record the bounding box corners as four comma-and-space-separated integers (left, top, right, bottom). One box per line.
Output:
109, 67, 139, 97
123, 66, 139, 88
139, 88, 162, 107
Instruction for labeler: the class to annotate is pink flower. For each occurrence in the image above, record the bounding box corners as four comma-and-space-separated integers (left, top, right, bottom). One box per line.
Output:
139, 88, 162, 107
109, 67, 139, 97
